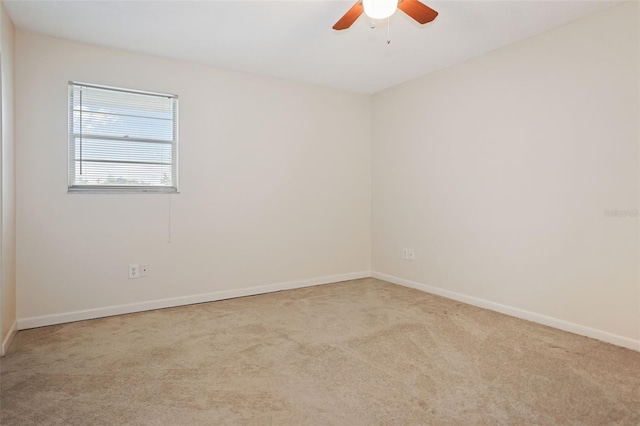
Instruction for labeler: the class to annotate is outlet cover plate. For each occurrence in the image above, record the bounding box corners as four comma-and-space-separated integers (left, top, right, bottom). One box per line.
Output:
129, 264, 139, 279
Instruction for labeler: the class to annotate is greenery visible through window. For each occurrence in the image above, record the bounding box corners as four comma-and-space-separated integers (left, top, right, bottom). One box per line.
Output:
68, 82, 178, 192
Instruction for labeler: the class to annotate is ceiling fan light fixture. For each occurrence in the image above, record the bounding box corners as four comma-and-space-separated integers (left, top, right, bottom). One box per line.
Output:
362, 0, 398, 20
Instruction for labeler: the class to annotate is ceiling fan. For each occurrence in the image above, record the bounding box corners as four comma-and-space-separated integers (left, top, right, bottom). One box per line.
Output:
333, 0, 438, 31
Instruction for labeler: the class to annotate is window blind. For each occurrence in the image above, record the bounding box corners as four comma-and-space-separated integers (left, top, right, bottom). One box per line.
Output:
68, 82, 178, 192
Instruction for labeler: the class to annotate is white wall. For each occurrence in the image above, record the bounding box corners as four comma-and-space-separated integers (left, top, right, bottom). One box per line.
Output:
372, 2, 639, 347
1, 1, 16, 354
16, 31, 371, 325
12, 3, 640, 351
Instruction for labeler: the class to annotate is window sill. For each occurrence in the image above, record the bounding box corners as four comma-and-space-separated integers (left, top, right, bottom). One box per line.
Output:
68, 186, 179, 194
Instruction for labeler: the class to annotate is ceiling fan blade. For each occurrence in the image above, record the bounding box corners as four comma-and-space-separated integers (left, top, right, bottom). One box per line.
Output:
398, 0, 438, 25
333, 1, 364, 30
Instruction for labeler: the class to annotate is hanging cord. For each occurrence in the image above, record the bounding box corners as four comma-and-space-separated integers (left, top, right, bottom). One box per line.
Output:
167, 193, 172, 243
79, 88, 83, 175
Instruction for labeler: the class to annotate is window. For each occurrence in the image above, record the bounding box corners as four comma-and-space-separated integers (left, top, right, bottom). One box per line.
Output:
68, 82, 178, 193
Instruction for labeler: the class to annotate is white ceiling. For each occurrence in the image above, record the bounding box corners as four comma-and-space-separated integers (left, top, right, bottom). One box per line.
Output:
4, 0, 620, 93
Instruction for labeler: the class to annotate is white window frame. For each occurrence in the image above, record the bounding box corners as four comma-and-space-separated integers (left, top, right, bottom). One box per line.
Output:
68, 82, 179, 193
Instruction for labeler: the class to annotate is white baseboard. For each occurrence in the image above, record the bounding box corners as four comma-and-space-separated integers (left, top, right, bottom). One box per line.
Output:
18, 270, 638, 352
372, 271, 640, 352
1, 320, 17, 356
18, 271, 371, 330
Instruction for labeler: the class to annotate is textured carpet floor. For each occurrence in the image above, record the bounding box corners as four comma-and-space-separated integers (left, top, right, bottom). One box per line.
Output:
1, 278, 639, 425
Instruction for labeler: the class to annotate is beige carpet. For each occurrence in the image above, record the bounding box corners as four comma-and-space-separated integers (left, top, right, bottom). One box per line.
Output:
1, 278, 639, 425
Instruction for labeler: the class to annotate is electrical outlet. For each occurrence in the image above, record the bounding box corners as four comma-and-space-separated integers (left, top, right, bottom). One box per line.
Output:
402, 248, 415, 261
129, 264, 139, 279
140, 265, 149, 278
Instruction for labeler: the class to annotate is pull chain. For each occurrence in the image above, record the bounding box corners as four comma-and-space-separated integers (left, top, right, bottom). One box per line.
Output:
387, 17, 391, 44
